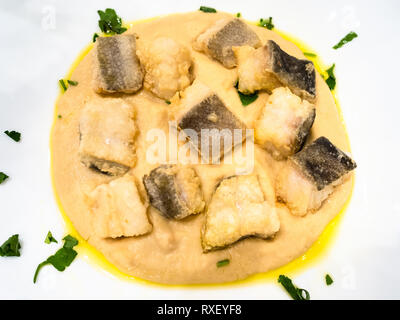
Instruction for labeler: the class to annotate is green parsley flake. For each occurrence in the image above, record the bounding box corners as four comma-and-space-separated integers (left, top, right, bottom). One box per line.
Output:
44, 231, 58, 244
33, 235, 79, 283
217, 259, 230, 268
4, 130, 21, 142
278, 275, 310, 300
165, 100, 171, 105
93, 33, 99, 42
0, 172, 9, 184
58, 115, 62, 119
333, 31, 358, 49
258, 17, 274, 30
235, 82, 258, 106
236, 13, 241, 18
97, 8, 127, 35
304, 52, 317, 58
325, 274, 334, 286
325, 64, 336, 91
0, 234, 21, 257
59, 79, 67, 92
199, 6, 217, 13
67, 80, 78, 86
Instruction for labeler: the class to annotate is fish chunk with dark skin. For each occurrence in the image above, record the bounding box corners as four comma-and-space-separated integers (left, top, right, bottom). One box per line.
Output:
92, 34, 144, 94
79, 99, 137, 176
233, 40, 316, 102
276, 137, 357, 216
255, 87, 316, 159
202, 175, 280, 252
173, 81, 248, 163
194, 18, 261, 68
143, 165, 205, 220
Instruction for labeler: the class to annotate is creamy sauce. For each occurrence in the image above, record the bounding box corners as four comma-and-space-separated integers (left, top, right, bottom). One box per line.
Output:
51, 12, 354, 285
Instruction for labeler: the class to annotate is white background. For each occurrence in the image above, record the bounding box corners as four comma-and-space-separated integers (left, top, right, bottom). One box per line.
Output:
0, 0, 399, 299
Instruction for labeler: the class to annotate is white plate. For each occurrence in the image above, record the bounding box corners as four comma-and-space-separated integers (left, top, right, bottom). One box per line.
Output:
1, 0, 399, 299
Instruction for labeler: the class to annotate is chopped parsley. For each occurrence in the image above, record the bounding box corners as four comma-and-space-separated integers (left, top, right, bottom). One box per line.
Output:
67, 80, 78, 86
0, 172, 9, 184
44, 231, 58, 244
59, 79, 67, 92
325, 274, 334, 286
235, 82, 258, 106
258, 17, 274, 30
33, 235, 79, 283
57, 115, 62, 119
236, 13, 241, 18
62, 235, 79, 248
0, 234, 21, 257
199, 6, 217, 13
97, 8, 127, 35
333, 31, 358, 49
217, 259, 230, 268
4, 130, 21, 142
325, 64, 336, 91
303, 52, 317, 58
278, 275, 310, 300
59, 79, 78, 92
165, 100, 171, 105
93, 33, 99, 42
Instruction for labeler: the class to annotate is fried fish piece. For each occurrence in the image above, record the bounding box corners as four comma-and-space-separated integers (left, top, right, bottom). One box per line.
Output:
233, 40, 316, 101
276, 137, 357, 216
202, 175, 280, 252
143, 165, 205, 220
88, 175, 152, 238
193, 18, 261, 68
79, 99, 136, 176
255, 87, 316, 159
93, 34, 144, 93
139, 37, 194, 100
174, 81, 247, 162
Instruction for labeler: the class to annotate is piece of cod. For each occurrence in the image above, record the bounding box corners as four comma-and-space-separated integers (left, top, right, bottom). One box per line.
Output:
193, 18, 261, 68
276, 136, 357, 216
92, 34, 144, 94
255, 87, 316, 159
79, 99, 136, 176
173, 81, 247, 163
88, 174, 152, 238
233, 40, 316, 102
139, 37, 194, 100
143, 165, 205, 220
202, 175, 280, 252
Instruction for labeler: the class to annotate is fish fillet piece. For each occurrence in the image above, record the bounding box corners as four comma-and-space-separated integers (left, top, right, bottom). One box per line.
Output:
174, 80, 247, 162
79, 99, 136, 176
92, 34, 143, 93
202, 175, 280, 252
276, 137, 357, 216
143, 165, 205, 220
88, 175, 152, 238
255, 87, 316, 159
233, 40, 316, 101
139, 37, 194, 100
193, 18, 261, 68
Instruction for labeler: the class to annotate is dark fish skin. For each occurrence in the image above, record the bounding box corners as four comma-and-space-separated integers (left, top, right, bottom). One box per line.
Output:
95, 35, 143, 93
84, 156, 130, 176
267, 40, 316, 101
207, 19, 261, 68
292, 136, 357, 190
143, 165, 199, 220
293, 107, 316, 154
178, 94, 247, 161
